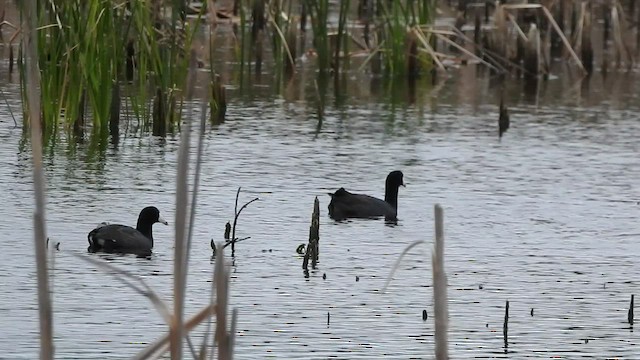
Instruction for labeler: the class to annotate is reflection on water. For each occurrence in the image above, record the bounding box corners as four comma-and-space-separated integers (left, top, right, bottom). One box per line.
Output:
1, 66, 640, 359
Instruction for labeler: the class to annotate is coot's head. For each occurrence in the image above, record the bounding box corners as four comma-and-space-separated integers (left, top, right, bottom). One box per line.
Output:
386, 171, 405, 189
138, 206, 168, 225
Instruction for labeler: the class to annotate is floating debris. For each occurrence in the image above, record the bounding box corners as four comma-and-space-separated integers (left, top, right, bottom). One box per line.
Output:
46, 237, 60, 251
296, 244, 306, 255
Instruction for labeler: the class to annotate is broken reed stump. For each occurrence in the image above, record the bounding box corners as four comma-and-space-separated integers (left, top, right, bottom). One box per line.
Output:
503, 300, 509, 350
210, 74, 227, 125
251, 0, 266, 76
629, 294, 635, 326
523, 23, 540, 84
302, 197, 320, 275
581, 2, 594, 75
498, 97, 510, 139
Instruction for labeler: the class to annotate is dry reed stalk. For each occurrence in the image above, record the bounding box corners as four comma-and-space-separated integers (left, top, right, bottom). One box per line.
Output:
170, 92, 190, 360
134, 305, 216, 360
448, 27, 511, 72
611, 1, 633, 68
524, 23, 541, 78
501, 4, 587, 74
214, 242, 233, 360
432, 204, 448, 359
492, 3, 508, 59
409, 27, 446, 71
186, 101, 208, 263
172, 58, 209, 360
266, 9, 297, 73
380, 205, 449, 358
570, 2, 593, 73
24, 0, 54, 358
429, 29, 499, 70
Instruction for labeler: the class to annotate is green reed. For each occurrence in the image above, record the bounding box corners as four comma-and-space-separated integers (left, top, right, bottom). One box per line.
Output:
268, 0, 299, 85
333, 0, 350, 74
127, 1, 203, 135
304, 0, 331, 74
374, 0, 435, 77
17, 1, 204, 140
205, 5, 227, 124
20, 1, 128, 136
237, 0, 248, 83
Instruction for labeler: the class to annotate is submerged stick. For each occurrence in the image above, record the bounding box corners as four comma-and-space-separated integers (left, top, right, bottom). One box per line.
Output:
503, 300, 510, 349
24, 1, 54, 358
230, 188, 259, 255
311, 196, 320, 266
629, 294, 635, 326
433, 204, 448, 360
499, 97, 510, 139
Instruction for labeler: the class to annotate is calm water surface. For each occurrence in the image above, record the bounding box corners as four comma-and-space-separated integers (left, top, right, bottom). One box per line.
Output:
1, 69, 640, 359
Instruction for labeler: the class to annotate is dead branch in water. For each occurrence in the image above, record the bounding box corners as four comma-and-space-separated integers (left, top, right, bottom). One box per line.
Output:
212, 188, 259, 257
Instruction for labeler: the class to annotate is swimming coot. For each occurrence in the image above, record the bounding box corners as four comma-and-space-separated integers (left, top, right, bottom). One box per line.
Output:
328, 170, 405, 221
87, 206, 168, 256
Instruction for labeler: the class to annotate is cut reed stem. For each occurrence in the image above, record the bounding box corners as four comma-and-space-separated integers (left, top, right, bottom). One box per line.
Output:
23, 0, 54, 358
432, 204, 448, 359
